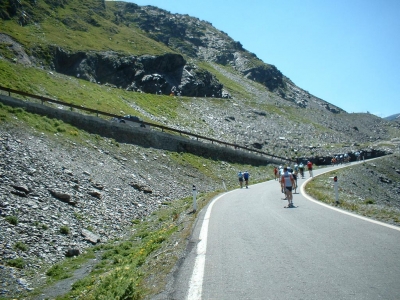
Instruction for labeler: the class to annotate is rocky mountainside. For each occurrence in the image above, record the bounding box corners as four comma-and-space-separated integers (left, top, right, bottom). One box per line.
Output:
113, 2, 344, 112
0, 122, 269, 298
1, 0, 399, 161
0, 0, 342, 110
1, 0, 399, 160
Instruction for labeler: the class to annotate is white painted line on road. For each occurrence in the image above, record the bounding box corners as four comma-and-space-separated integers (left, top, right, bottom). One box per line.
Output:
300, 168, 400, 232
186, 190, 234, 300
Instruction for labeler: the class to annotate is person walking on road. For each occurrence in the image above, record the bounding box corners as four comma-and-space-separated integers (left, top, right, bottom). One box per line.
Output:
281, 167, 295, 208
307, 161, 313, 177
278, 166, 285, 193
273, 167, 278, 181
238, 171, 244, 188
278, 166, 284, 183
299, 162, 305, 178
243, 171, 250, 188
292, 170, 298, 193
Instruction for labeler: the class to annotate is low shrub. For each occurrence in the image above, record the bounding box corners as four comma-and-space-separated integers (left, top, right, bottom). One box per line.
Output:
60, 226, 70, 235
14, 241, 28, 251
5, 215, 18, 225
7, 258, 25, 269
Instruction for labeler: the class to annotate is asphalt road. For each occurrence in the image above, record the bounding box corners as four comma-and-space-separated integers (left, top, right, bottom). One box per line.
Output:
163, 165, 400, 300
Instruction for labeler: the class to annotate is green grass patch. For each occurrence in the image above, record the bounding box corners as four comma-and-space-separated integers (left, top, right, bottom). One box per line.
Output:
364, 198, 375, 205
6, 258, 26, 269
59, 226, 70, 235
5, 215, 18, 225
0, 99, 124, 150
49, 192, 215, 300
46, 265, 73, 281
0, 60, 141, 116
33, 221, 49, 230
0, 0, 172, 56
0, 59, 188, 128
197, 62, 251, 99
14, 241, 28, 252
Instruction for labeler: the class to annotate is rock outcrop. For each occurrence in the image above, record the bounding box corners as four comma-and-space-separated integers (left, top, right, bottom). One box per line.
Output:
52, 48, 223, 97
114, 3, 343, 112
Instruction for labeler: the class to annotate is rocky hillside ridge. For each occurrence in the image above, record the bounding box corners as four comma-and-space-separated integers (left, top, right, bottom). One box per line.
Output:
2, 30, 399, 161
1, 1, 399, 157
116, 2, 343, 113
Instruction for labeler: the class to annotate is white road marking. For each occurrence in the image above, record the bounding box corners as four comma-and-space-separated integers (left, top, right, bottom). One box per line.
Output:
300, 167, 400, 232
186, 191, 234, 300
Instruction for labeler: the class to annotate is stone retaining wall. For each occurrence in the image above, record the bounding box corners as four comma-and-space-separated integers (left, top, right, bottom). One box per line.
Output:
0, 94, 285, 166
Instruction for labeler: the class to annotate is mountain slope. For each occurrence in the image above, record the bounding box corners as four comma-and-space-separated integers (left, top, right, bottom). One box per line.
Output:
0, 0, 399, 159
385, 113, 400, 121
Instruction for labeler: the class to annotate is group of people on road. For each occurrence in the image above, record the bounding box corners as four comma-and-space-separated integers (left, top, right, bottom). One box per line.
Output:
237, 160, 314, 208
273, 160, 313, 208
331, 153, 350, 165
237, 171, 250, 188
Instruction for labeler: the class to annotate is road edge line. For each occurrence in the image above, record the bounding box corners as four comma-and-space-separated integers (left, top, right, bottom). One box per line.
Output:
186, 190, 235, 299
300, 166, 400, 232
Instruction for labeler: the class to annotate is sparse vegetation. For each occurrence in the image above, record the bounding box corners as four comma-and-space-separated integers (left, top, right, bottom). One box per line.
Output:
6, 258, 25, 269
34, 221, 49, 230
306, 156, 400, 226
37, 192, 216, 299
60, 226, 70, 235
14, 241, 28, 252
74, 212, 84, 220
5, 215, 18, 225
365, 198, 375, 205
46, 265, 73, 281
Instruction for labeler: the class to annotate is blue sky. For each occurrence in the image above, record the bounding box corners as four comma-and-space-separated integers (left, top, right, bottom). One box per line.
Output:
123, 0, 400, 118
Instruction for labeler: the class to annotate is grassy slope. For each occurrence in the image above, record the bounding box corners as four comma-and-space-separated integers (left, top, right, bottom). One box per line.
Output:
1, 0, 259, 131
1, 0, 171, 55
0, 59, 186, 123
